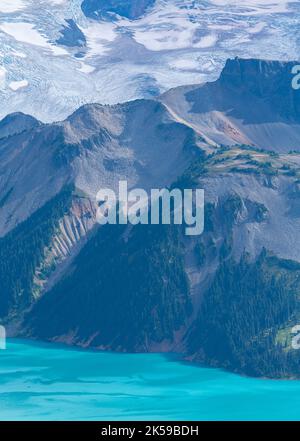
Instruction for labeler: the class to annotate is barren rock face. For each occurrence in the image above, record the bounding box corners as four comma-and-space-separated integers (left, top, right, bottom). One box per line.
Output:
81, 0, 156, 20
161, 58, 300, 152
0, 99, 198, 237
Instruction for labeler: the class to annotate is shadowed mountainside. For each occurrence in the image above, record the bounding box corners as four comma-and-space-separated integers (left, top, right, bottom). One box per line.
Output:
161, 58, 300, 151
81, 0, 155, 20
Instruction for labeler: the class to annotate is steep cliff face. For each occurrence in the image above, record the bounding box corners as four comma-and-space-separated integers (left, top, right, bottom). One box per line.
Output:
0, 186, 95, 319
32, 195, 96, 299
161, 58, 300, 151
23, 222, 192, 351
0, 187, 73, 318
219, 58, 300, 123
81, 0, 155, 20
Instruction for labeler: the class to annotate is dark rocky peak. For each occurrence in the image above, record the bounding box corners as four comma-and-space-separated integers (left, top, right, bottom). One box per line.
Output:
219, 57, 300, 121
81, 0, 156, 21
0, 112, 41, 140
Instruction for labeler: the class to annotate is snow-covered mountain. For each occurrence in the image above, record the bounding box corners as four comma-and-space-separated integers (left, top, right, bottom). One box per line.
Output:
0, 0, 299, 122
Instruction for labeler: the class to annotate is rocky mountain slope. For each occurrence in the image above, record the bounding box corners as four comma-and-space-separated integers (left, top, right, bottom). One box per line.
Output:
161, 58, 300, 152
19, 145, 300, 377
0, 99, 199, 237
1, 57, 300, 378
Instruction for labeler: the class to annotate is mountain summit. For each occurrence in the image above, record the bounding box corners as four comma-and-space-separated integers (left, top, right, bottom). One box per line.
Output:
0, 112, 40, 140
161, 57, 300, 151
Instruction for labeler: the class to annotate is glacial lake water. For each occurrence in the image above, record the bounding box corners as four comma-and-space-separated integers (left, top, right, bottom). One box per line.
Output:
1, 339, 300, 421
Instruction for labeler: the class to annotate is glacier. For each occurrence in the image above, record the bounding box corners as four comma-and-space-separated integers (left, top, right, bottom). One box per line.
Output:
0, 0, 299, 122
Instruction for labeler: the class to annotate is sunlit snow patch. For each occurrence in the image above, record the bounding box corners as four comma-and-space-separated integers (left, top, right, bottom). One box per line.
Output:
0, 0, 26, 13
78, 62, 95, 74
0, 66, 6, 87
9, 80, 28, 91
12, 50, 27, 58
0, 22, 67, 56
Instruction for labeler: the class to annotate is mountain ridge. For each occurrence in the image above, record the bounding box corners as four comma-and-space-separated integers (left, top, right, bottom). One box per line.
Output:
0, 97, 201, 238
1, 57, 300, 378
161, 57, 300, 151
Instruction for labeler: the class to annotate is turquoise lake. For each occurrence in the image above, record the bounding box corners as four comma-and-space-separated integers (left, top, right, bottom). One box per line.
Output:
1, 339, 300, 421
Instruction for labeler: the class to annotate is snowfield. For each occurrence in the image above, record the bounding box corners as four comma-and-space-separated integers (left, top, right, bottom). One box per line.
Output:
0, 0, 299, 122
0, 1, 26, 14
